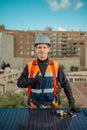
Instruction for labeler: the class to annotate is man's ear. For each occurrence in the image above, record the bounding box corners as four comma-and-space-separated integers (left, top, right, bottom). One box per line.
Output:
35, 47, 37, 53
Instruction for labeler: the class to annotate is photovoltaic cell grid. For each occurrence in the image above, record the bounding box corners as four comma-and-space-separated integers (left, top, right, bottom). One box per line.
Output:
0, 108, 87, 130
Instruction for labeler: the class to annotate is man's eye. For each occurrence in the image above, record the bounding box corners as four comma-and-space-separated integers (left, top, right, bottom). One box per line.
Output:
37, 46, 47, 49
38, 47, 41, 49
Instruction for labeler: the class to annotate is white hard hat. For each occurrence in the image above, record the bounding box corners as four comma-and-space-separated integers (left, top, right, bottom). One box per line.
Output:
35, 34, 51, 45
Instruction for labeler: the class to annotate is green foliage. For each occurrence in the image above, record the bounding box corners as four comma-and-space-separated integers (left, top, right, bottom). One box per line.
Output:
70, 65, 79, 71
1, 61, 11, 70
0, 90, 28, 108
0, 90, 69, 108
61, 95, 68, 108
1, 61, 6, 69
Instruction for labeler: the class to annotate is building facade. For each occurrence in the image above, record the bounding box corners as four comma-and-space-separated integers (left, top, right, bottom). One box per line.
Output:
0, 25, 87, 71
0, 32, 23, 69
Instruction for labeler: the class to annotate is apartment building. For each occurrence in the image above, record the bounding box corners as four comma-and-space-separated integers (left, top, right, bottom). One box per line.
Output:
0, 25, 87, 71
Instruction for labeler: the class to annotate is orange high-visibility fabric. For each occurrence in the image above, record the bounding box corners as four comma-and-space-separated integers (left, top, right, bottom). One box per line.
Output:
27, 60, 37, 96
27, 60, 58, 97
50, 60, 57, 97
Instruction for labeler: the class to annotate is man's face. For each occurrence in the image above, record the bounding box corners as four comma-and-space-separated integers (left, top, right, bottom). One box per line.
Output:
35, 44, 50, 60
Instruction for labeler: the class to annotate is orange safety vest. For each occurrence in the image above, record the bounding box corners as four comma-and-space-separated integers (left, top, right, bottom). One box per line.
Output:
27, 59, 61, 108
27, 59, 58, 97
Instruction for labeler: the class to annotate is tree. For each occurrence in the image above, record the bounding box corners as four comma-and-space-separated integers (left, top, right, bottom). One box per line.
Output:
1, 61, 11, 70
70, 65, 79, 71
0, 90, 27, 108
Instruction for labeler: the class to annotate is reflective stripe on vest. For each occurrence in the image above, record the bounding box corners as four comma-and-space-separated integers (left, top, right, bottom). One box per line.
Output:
31, 88, 54, 94
27, 59, 58, 97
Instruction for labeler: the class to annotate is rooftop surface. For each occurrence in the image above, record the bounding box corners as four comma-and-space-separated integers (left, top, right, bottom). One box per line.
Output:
70, 82, 87, 107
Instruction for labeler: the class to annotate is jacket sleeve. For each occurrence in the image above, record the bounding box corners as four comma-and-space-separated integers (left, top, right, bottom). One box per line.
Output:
57, 65, 75, 104
17, 64, 32, 88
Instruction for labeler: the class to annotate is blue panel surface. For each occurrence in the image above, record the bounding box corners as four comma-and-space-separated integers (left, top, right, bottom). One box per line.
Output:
0, 108, 87, 130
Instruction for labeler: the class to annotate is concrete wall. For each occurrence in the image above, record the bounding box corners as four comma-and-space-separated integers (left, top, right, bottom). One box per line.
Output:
1, 32, 14, 63
0, 32, 23, 69
85, 45, 87, 69
52, 57, 80, 72
22, 57, 80, 72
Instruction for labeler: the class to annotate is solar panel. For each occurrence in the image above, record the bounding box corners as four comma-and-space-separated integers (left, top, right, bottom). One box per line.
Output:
0, 108, 87, 130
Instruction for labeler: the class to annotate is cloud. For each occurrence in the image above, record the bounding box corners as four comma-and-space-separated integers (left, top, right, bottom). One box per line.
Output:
44, 0, 70, 11
44, 0, 85, 11
57, 27, 66, 31
74, 1, 84, 11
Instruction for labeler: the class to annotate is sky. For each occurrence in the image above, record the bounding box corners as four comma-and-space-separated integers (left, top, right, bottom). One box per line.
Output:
0, 0, 87, 31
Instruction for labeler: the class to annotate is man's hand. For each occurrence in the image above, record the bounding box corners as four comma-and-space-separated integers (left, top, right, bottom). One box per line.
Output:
30, 72, 42, 86
69, 102, 82, 113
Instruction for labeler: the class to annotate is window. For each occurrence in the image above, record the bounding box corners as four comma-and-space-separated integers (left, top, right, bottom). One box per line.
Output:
20, 51, 23, 55
31, 51, 34, 56
20, 40, 23, 44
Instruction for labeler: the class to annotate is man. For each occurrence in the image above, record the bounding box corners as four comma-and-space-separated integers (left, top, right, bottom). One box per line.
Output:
17, 34, 81, 111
